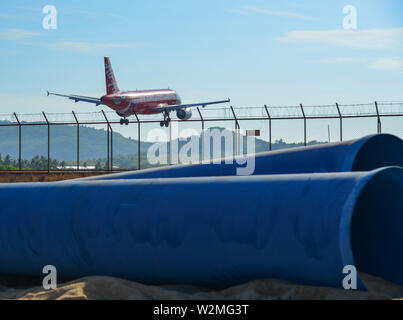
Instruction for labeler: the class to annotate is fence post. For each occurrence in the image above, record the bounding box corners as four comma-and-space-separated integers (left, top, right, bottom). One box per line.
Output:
169, 121, 172, 165
110, 126, 113, 171
133, 112, 141, 170
13, 113, 22, 171
197, 107, 204, 163
264, 105, 272, 151
336, 103, 343, 142
300, 104, 307, 146
230, 106, 240, 156
101, 110, 113, 171
375, 101, 382, 134
72, 111, 80, 171
42, 112, 50, 172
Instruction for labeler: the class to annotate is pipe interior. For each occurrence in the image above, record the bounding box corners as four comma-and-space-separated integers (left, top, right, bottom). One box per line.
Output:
353, 135, 403, 171
351, 168, 403, 286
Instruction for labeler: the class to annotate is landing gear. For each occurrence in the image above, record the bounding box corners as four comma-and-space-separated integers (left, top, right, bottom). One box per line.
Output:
120, 118, 129, 125
160, 111, 171, 127
160, 120, 170, 127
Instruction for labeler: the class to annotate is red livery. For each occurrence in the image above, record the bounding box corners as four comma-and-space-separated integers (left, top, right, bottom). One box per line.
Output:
48, 57, 230, 126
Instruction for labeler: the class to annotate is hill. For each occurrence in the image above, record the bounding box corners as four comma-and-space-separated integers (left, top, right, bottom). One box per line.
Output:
0, 121, 153, 161
0, 121, 325, 169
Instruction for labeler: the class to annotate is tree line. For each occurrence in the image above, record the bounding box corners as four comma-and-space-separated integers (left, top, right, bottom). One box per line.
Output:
0, 153, 110, 171
0, 154, 63, 170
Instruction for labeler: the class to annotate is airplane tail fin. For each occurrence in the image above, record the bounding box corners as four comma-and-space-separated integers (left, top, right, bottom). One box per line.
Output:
104, 57, 120, 95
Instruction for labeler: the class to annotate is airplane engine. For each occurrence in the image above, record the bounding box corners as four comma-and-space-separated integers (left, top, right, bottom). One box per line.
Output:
176, 107, 192, 120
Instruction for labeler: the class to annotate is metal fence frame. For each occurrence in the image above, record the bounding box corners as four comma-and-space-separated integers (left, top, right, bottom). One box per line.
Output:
2, 101, 403, 172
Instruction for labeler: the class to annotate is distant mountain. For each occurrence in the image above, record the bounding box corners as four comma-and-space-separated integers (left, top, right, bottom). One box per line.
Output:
0, 121, 153, 161
0, 121, 325, 166
109, 127, 326, 169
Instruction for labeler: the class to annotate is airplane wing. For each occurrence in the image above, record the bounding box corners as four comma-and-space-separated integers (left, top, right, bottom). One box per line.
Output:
156, 99, 230, 112
47, 91, 104, 106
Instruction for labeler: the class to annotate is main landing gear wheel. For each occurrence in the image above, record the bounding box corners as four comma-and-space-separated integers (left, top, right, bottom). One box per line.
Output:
160, 111, 171, 127
120, 118, 129, 125
160, 121, 170, 127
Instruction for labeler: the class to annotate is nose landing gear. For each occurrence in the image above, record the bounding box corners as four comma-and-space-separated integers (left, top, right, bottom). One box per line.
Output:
120, 118, 129, 125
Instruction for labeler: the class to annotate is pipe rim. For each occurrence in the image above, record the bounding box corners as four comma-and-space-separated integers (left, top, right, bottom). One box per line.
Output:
341, 134, 402, 172
339, 166, 403, 291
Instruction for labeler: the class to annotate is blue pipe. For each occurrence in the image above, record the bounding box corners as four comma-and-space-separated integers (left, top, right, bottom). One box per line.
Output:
0, 167, 402, 289
82, 134, 403, 181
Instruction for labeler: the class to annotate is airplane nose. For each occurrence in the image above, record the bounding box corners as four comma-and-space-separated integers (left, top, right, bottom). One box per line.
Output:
175, 92, 182, 105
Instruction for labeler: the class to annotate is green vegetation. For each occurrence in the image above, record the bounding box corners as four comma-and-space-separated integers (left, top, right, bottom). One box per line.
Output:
0, 122, 326, 170
65, 154, 156, 170
0, 121, 153, 161
0, 154, 62, 170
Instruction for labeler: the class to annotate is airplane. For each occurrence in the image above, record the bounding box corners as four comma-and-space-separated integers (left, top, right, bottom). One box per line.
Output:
48, 57, 230, 126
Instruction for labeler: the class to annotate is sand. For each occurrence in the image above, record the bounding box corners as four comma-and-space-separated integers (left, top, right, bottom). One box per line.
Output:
1, 273, 403, 300
0, 174, 401, 300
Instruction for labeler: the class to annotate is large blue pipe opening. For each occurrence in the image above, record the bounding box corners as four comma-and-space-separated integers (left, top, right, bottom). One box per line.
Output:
349, 168, 403, 286
81, 134, 403, 181
0, 167, 402, 290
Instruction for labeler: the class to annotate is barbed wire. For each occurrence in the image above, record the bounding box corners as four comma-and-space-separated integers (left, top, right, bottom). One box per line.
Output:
0, 101, 402, 123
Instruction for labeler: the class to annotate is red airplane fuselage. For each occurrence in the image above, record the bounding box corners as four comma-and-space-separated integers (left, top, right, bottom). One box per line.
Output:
101, 89, 181, 117
48, 57, 230, 125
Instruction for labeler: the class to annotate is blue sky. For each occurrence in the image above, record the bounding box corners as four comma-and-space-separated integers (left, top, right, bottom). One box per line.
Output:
0, 0, 402, 142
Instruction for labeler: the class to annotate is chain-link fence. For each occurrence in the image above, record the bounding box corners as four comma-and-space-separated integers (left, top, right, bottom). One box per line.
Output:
0, 101, 402, 172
